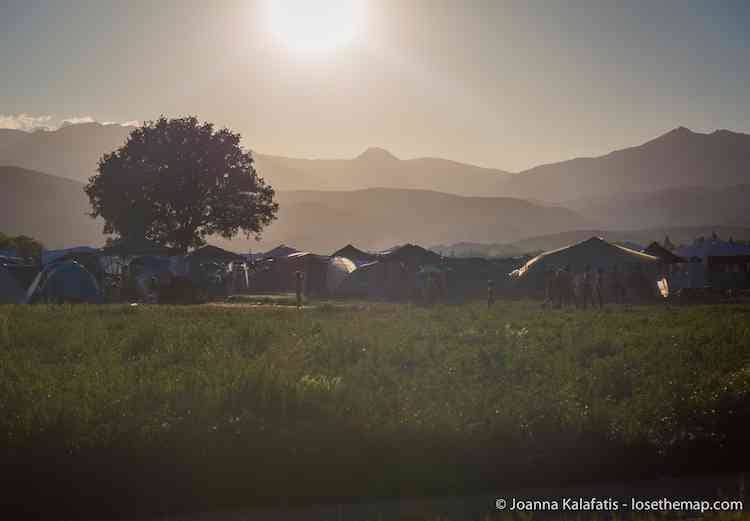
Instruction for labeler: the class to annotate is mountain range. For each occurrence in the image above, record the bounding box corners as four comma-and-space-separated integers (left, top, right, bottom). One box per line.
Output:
0, 123, 133, 183
0, 166, 103, 248
0, 165, 586, 252
507, 127, 750, 202
254, 147, 512, 195
1, 122, 749, 252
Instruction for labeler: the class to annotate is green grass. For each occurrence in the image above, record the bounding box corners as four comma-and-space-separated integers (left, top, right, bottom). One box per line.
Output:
1, 301, 749, 519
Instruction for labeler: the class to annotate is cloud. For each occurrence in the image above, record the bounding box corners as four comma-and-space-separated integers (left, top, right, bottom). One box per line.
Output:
0, 113, 54, 131
60, 116, 96, 127
0, 113, 138, 131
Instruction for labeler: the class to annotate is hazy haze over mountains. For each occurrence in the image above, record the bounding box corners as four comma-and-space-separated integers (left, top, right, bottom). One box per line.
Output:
0, 166, 103, 248
0, 123, 132, 182
254, 147, 512, 196
233, 188, 587, 253
2, 122, 749, 252
1, 163, 587, 253
508, 127, 750, 202
566, 184, 750, 230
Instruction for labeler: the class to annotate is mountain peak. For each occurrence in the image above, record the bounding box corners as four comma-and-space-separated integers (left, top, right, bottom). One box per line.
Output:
665, 126, 694, 137
644, 126, 696, 146
356, 147, 398, 161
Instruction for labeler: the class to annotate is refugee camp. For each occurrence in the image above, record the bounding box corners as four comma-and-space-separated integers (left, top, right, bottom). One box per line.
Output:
4, 2, 750, 518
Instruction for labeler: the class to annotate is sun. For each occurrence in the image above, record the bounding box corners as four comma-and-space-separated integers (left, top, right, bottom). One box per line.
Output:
265, 0, 366, 54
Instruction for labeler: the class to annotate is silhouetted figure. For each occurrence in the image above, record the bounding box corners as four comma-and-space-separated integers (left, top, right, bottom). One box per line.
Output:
294, 270, 304, 309
423, 273, 437, 306
611, 265, 625, 304
580, 265, 593, 309
487, 279, 495, 308
558, 265, 575, 307
628, 264, 653, 303
149, 275, 159, 304
594, 267, 605, 308
543, 267, 557, 309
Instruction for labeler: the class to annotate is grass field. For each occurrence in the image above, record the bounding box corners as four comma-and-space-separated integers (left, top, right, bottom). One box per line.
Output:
1, 300, 750, 519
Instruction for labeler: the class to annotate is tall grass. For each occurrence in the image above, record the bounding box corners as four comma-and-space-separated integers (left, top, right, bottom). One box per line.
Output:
1, 301, 749, 519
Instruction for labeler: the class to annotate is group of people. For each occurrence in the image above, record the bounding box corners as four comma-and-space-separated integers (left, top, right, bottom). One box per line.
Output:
542, 264, 638, 309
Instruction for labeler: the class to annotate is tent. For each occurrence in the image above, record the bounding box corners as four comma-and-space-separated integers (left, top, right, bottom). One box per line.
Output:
671, 238, 750, 291
26, 261, 103, 304
250, 252, 329, 295
326, 256, 357, 294
0, 266, 26, 304
379, 243, 442, 266
644, 242, 687, 264
675, 238, 750, 262
511, 236, 659, 292
42, 246, 98, 266
337, 259, 413, 300
331, 244, 377, 265
188, 245, 244, 263
263, 244, 300, 259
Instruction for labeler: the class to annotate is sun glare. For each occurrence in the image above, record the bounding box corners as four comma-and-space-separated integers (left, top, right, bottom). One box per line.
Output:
265, 0, 366, 54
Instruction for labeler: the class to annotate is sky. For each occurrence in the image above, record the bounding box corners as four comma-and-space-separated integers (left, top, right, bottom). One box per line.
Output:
1, 0, 749, 172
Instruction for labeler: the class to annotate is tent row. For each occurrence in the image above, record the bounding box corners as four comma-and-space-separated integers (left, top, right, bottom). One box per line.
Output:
250, 243, 524, 301
8, 234, 746, 305
0, 240, 253, 305
510, 235, 750, 300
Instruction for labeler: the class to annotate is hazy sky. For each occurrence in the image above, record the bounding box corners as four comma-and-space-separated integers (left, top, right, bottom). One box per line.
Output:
1, 0, 749, 171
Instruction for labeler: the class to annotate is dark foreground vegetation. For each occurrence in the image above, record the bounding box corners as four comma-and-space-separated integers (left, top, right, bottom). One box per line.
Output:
1, 301, 749, 519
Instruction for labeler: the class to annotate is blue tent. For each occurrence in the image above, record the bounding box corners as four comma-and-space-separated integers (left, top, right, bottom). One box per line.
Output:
27, 261, 103, 304
0, 266, 25, 304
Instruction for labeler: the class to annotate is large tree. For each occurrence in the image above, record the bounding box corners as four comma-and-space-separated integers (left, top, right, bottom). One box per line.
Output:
85, 116, 278, 252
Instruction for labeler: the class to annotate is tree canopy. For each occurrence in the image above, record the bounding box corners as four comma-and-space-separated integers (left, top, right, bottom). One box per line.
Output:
85, 116, 278, 252
0, 233, 44, 261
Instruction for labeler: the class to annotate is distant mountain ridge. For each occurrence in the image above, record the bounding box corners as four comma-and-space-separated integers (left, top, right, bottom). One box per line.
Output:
0, 166, 589, 253
0, 166, 104, 249
253, 148, 513, 196
0, 123, 133, 182
213, 187, 590, 253
566, 184, 750, 230
508, 127, 750, 201
3, 122, 750, 251
3, 122, 750, 202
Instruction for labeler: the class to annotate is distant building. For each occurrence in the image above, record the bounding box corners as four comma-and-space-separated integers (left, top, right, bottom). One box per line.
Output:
674, 238, 750, 290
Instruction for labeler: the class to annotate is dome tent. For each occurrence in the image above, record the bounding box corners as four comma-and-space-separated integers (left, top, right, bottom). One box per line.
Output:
331, 244, 377, 266
0, 266, 25, 304
326, 256, 357, 294
263, 244, 300, 259
26, 261, 103, 304
511, 236, 658, 292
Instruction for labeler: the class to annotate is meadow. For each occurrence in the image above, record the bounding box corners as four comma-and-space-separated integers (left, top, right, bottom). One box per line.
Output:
1, 300, 749, 519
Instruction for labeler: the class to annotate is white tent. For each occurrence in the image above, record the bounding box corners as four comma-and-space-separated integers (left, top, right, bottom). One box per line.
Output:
326, 256, 357, 294
0, 266, 25, 304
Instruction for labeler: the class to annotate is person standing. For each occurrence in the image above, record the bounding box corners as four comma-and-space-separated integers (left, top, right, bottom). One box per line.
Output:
611, 265, 625, 304
580, 265, 593, 309
294, 270, 304, 309
487, 279, 495, 308
543, 267, 557, 309
594, 267, 605, 309
558, 265, 574, 308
